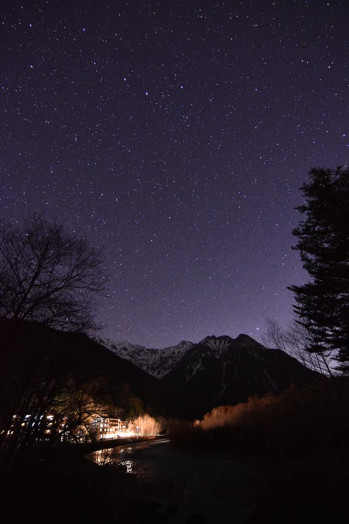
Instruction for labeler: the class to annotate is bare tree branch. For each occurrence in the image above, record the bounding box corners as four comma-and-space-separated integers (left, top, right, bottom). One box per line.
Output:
0, 214, 107, 332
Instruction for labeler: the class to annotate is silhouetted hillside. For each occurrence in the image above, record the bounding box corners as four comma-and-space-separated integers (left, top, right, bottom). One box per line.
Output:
0, 318, 187, 418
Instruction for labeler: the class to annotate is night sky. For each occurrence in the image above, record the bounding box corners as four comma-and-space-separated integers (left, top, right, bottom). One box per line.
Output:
1, 1, 348, 348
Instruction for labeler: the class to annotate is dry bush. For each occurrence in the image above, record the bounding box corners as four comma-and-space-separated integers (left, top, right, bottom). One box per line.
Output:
133, 414, 161, 436
170, 377, 349, 460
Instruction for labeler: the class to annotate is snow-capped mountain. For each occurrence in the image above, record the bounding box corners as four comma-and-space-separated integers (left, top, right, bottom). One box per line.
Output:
163, 334, 319, 415
95, 337, 194, 378
96, 333, 319, 417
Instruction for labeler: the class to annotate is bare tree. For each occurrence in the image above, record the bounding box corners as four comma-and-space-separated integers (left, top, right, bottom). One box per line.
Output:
0, 214, 106, 332
262, 317, 335, 377
0, 215, 108, 463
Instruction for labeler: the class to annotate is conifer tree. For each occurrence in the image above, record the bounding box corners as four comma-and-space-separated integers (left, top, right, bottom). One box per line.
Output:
289, 167, 349, 372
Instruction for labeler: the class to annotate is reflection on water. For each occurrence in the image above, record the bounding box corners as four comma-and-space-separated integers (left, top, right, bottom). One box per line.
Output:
89, 439, 169, 479
92, 446, 134, 473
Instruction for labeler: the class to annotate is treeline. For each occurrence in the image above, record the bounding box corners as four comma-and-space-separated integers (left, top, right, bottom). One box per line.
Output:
169, 377, 349, 459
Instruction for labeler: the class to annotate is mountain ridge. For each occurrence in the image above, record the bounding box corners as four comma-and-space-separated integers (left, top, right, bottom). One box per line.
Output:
97, 332, 321, 416
164, 334, 320, 416
96, 333, 272, 377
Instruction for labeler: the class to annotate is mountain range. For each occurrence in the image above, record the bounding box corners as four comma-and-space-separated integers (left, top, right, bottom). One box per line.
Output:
97, 333, 319, 416
0, 318, 320, 420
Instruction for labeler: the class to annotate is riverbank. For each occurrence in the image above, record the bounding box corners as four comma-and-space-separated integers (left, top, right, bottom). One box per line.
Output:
3, 435, 348, 523
2, 438, 258, 523
3, 447, 136, 523
54, 434, 165, 457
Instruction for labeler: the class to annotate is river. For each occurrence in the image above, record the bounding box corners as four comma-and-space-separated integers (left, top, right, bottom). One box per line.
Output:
90, 439, 257, 523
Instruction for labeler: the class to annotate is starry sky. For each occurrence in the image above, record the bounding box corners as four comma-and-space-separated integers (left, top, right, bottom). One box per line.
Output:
1, 1, 348, 348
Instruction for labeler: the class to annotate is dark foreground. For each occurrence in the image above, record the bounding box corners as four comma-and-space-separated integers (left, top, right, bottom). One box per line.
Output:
3, 439, 253, 523
3, 437, 347, 523
90, 439, 254, 523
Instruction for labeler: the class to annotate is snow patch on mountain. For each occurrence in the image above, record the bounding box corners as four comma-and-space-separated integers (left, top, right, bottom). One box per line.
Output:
95, 337, 194, 378
199, 335, 233, 353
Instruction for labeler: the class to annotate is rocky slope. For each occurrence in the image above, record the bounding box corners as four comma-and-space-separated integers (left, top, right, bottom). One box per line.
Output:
163, 334, 319, 415
95, 338, 194, 378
